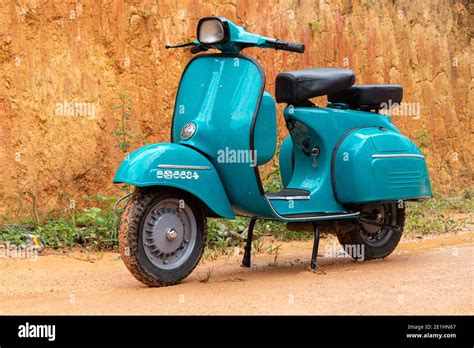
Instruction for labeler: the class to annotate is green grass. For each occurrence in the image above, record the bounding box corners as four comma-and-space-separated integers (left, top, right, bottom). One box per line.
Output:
405, 191, 473, 235
0, 194, 119, 250
1, 185, 472, 253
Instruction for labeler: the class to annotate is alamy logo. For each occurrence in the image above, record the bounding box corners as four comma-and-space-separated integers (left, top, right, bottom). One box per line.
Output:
216, 147, 257, 167
18, 322, 56, 341
324, 242, 365, 261
54, 100, 96, 120
380, 99, 420, 119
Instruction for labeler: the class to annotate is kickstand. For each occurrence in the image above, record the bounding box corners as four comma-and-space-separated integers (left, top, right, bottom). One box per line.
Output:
310, 222, 325, 274
241, 218, 257, 267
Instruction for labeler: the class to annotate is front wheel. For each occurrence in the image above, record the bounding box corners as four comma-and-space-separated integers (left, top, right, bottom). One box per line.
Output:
337, 202, 405, 260
119, 187, 206, 287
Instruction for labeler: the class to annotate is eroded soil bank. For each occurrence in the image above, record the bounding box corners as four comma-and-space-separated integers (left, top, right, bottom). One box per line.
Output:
0, 0, 472, 217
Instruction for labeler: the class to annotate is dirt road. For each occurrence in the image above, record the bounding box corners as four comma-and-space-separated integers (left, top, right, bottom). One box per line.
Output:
0, 232, 472, 315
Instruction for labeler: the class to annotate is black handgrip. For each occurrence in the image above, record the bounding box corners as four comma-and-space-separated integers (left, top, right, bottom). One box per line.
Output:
285, 41, 305, 53
268, 40, 305, 53
190, 45, 208, 54
165, 42, 195, 49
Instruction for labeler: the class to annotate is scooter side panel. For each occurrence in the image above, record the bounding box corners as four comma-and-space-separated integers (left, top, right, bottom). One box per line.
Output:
113, 143, 235, 218
275, 107, 400, 216
279, 135, 293, 188
333, 128, 432, 203
254, 92, 277, 165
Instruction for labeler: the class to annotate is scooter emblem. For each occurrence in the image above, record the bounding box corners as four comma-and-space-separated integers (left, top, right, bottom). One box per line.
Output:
181, 122, 196, 140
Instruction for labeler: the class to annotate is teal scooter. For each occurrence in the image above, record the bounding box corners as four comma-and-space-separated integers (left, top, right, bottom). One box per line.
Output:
114, 16, 432, 286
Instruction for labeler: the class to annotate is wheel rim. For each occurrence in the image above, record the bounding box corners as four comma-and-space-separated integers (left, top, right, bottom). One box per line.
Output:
358, 203, 396, 247
142, 198, 197, 270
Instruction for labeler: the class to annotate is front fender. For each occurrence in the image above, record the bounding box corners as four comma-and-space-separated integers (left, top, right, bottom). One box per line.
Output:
113, 143, 234, 218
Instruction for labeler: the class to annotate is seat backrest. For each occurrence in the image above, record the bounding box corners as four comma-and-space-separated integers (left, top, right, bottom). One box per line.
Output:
328, 84, 403, 111
275, 68, 355, 105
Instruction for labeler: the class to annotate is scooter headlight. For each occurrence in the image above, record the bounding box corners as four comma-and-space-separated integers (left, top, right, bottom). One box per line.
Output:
197, 17, 230, 45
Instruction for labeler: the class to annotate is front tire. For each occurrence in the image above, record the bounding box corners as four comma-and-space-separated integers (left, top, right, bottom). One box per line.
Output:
119, 187, 206, 287
337, 203, 405, 260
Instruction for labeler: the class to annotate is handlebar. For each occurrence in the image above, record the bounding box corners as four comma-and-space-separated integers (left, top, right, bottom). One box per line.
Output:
165, 42, 195, 49
166, 17, 305, 55
190, 45, 208, 54
266, 40, 305, 53
166, 39, 305, 55
165, 42, 208, 54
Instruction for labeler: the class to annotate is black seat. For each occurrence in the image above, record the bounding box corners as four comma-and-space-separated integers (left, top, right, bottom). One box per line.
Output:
275, 68, 355, 105
328, 84, 403, 111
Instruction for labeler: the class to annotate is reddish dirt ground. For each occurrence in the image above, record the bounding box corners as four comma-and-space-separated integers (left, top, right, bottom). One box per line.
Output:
0, 232, 472, 315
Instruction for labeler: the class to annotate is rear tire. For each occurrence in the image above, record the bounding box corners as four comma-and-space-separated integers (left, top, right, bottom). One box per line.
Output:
337, 203, 405, 260
118, 187, 206, 287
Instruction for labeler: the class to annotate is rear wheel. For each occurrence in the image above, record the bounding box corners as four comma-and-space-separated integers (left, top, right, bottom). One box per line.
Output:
119, 188, 206, 287
337, 203, 405, 260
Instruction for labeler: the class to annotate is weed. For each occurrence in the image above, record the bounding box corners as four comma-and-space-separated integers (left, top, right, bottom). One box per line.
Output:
263, 158, 283, 193
252, 235, 265, 253
199, 267, 214, 283
268, 244, 282, 266
404, 192, 473, 235
413, 130, 431, 151
0, 194, 119, 250
203, 247, 219, 261
308, 20, 321, 35
112, 94, 136, 154
141, 10, 156, 18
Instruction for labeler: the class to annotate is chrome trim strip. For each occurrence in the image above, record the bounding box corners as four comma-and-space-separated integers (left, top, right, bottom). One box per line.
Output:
157, 164, 211, 170
266, 195, 311, 201
264, 196, 360, 221
372, 154, 425, 159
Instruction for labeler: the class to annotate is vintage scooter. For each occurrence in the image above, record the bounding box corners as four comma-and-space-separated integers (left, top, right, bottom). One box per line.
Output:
114, 16, 432, 287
